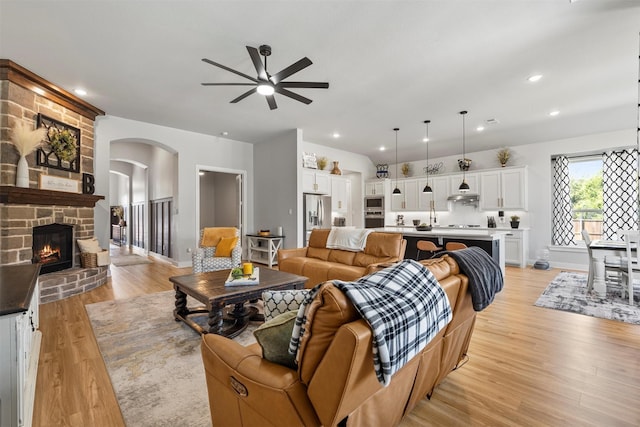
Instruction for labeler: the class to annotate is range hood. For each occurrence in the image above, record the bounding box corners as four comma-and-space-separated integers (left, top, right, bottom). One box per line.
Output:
447, 193, 480, 207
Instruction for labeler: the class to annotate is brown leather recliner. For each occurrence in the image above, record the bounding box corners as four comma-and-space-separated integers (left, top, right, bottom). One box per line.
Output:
201, 255, 476, 427
278, 229, 407, 288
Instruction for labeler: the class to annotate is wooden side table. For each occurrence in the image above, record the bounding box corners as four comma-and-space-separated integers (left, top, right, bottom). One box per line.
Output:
247, 234, 284, 267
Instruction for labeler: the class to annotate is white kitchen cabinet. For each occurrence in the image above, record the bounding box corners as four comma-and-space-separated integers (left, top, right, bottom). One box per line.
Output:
302, 169, 330, 194
479, 166, 527, 211
331, 176, 351, 214
430, 176, 451, 211
390, 179, 419, 211
365, 180, 386, 196
0, 265, 41, 427
504, 229, 529, 267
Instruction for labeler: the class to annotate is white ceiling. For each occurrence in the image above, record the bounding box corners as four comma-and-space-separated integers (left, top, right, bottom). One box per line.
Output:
1, 1, 639, 165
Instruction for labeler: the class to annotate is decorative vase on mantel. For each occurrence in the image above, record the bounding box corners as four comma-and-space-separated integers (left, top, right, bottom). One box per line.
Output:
331, 161, 342, 175
16, 155, 29, 188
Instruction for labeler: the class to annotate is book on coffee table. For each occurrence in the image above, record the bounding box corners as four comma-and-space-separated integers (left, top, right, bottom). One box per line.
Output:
225, 267, 260, 286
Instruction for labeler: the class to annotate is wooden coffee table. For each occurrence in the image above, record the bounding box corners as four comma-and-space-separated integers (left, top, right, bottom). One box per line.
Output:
169, 268, 307, 337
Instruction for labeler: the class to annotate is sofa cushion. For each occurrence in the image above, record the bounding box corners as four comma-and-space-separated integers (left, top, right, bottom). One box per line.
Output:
253, 311, 298, 369
307, 246, 331, 261
278, 257, 309, 276
327, 264, 366, 282
214, 236, 238, 257
263, 289, 310, 321
363, 232, 403, 258
327, 249, 356, 265
297, 282, 360, 384
308, 229, 330, 248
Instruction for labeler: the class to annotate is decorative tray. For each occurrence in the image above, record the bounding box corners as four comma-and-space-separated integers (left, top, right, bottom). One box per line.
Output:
225, 268, 260, 286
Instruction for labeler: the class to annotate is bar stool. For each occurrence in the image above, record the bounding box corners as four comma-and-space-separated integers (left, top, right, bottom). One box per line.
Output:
416, 240, 443, 260
445, 242, 467, 251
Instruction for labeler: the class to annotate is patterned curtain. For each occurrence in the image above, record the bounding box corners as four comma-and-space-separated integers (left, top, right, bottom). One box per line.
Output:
552, 156, 575, 245
602, 149, 639, 239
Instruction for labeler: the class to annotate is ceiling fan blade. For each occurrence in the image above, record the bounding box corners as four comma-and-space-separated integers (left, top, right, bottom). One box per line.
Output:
202, 58, 258, 83
266, 95, 278, 110
270, 57, 312, 84
279, 82, 329, 89
246, 46, 268, 81
201, 83, 256, 86
230, 88, 257, 103
275, 87, 312, 105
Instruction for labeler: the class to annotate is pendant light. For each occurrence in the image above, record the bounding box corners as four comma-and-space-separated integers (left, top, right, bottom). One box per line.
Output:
458, 111, 470, 192
392, 128, 401, 195
422, 120, 433, 194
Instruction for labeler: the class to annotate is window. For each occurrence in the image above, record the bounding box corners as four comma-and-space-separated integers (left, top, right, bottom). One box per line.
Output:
569, 157, 603, 241
552, 149, 638, 246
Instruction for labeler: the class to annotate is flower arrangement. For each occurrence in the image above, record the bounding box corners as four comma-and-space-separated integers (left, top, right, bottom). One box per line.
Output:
112, 206, 123, 220
510, 215, 520, 222
10, 121, 45, 156
497, 148, 510, 166
47, 127, 78, 162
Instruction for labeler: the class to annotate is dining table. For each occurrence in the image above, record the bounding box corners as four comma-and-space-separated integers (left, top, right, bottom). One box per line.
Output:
589, 239, 634, 298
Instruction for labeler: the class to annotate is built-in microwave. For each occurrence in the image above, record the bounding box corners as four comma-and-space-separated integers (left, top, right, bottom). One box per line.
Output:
365, 196, 384, 210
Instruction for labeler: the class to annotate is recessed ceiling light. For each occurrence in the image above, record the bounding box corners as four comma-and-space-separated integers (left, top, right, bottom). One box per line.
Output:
74, 88, 87, 96
528, 74, 543, 83
379, 146, 386, 151
476, 126, 485, 132
332, 132, 340, 138
220, 131, 229, 136
422, 137, 429, 143
549, 110, 560, 116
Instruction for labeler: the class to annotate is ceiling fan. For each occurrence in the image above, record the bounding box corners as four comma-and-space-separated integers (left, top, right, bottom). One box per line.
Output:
201, 44, 329, 110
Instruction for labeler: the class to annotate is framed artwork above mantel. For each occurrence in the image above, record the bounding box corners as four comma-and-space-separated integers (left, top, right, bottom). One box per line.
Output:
36, 113, 81, 173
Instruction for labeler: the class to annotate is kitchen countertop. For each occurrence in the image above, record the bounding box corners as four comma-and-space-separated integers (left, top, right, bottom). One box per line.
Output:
379, 227, 511, 240
386, 225, 530, 232
0, 264, 40, 316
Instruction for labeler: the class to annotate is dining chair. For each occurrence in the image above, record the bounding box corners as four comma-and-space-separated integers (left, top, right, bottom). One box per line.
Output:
617, 230, 640, 305
416, 240, 443, 260
581, 229, 621, 292
445, 242, 467, 251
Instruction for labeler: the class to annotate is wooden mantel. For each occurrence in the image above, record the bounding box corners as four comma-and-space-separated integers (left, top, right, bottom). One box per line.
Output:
0, 186, 104, 207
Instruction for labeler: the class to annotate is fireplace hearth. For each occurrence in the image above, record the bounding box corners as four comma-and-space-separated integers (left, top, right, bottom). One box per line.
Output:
33, 223, 73, 274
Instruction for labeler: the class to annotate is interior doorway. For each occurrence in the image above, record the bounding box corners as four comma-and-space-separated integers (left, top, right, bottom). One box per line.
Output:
197, 168, 245, 238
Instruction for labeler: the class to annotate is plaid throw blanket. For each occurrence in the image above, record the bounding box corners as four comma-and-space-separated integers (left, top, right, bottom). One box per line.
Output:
289, 259, 452, 386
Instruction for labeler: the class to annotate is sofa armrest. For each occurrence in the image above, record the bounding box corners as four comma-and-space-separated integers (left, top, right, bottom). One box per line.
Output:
307, 319, 382, 427
278, 247, 309, 263
201, 334, 321, 426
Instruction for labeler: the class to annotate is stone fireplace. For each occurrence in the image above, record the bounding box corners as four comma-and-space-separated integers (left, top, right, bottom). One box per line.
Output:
1, 59, 107, 303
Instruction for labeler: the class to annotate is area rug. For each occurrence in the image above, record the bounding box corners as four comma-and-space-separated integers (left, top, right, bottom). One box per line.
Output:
534, 271, 640, 325
86, 290, 259, 427
111, 254, 153, 266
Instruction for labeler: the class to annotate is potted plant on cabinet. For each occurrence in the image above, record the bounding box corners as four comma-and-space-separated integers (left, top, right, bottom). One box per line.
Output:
510, 215, 520, 229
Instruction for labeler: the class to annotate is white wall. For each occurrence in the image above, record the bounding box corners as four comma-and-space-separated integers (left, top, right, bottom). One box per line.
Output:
390, 128, 637, 269
94, 115, 254, 267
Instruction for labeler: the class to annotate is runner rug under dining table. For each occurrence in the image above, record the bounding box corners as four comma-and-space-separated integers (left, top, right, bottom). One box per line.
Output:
534, 271, 640, 325
86, 290, 259, 427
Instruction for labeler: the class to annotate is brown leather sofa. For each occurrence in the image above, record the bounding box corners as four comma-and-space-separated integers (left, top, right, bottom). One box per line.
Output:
278, 229, 407, 288
201, 255, 476, 427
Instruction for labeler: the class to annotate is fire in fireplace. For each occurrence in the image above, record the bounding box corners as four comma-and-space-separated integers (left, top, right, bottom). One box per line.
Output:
32, 224, 73, 274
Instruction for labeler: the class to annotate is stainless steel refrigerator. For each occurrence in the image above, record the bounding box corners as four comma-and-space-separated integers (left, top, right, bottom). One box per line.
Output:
304, 193, 332, 246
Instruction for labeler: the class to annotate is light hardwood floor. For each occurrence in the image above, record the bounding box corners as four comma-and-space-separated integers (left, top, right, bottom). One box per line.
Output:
33, 250, 640, 426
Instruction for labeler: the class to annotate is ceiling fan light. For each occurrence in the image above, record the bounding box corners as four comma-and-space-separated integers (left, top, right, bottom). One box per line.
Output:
257, 83, 275, 96
422, 184, 433, 194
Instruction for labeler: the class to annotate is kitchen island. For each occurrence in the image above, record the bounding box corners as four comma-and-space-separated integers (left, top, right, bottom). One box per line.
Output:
378, 227, 508, 275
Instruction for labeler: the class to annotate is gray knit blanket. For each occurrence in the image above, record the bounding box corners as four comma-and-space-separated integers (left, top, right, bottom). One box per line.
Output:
289, 259, 452, 386
442, 247, 504, 311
